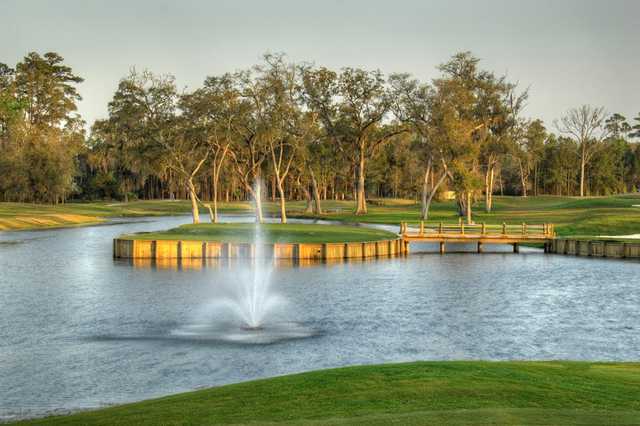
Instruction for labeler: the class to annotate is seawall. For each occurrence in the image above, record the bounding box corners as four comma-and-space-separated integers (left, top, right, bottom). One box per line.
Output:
550, 238, 640, 259
113, 238, 408, 261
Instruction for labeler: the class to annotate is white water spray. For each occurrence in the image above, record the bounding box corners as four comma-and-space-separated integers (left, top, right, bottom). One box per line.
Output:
172, 179, 316, 343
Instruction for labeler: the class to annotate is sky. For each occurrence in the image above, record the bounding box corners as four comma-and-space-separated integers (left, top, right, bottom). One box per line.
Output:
2, 0, 639, 129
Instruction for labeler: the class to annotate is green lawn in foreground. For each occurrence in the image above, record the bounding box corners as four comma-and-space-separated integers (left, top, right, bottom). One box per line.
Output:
123, 223, 398, 243
15, 361, 640, 425
2, 194, 640, 237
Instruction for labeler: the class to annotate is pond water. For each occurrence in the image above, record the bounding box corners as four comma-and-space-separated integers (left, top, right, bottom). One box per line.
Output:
1, 216, 639, 419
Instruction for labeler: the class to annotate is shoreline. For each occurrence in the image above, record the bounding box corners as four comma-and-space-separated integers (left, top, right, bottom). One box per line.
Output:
8, 361, 640, 425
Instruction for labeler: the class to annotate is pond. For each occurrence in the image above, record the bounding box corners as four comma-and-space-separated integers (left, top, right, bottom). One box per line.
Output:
1, 216, 639, 419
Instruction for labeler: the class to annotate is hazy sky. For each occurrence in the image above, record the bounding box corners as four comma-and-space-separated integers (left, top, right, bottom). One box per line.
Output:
2, 0, 639, 128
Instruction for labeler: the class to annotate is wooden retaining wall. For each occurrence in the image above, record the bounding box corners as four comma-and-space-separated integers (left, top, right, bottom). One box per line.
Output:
113, 238, 407, 261
550, 239, 640, 259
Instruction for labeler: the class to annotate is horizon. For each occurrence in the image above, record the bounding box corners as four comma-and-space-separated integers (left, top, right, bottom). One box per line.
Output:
2, 0, 639, 130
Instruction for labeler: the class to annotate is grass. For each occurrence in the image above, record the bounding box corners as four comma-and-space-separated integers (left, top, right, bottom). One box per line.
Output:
296, 194, 640, 238
14, 361, 640, 425
2, 194, 640, 237
123, 223, 398, 243
0, 200, 252, 231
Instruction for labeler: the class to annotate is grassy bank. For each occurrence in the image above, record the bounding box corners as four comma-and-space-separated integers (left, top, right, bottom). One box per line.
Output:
0, 201, 252, 231
123, 223, 397, 243
2, 194, 640, 236
15, 361, 640, 425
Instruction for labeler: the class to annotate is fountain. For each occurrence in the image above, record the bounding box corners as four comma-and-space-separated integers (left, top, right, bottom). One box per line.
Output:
171, 179, 317, 344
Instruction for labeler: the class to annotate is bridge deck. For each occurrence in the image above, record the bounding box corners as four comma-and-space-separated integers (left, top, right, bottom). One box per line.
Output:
399, 222, 555, 253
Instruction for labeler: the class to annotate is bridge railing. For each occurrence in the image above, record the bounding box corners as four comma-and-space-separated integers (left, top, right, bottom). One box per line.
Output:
399, 222, 555, 239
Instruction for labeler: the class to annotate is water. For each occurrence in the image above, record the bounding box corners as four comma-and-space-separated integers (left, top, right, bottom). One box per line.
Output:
1, 215, 639, 420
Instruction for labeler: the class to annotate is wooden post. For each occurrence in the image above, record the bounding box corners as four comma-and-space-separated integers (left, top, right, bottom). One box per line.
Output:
461, 222, 465, 235
477, 242, 483, 253
502, 222, 507, 235
481, 222, 486, 235
439, 222, 443, 234
513, 243, 519, 253
419, 221, 424, 236
439, 241, 445, 254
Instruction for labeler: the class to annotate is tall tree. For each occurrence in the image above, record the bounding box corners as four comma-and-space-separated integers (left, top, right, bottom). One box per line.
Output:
555, 105, 610, 197
302, 67, 405, 215
104, 70, 212, 223
15, 52, 83, 129
182, 75, 239, 222
225, 70, 269, 223
0, 52, 84, 203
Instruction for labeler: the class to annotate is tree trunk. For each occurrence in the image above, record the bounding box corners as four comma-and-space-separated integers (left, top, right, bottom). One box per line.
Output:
309, 169, 322, 215
579, 154, 586, 197
187, 179, 200, 224
355, 148, 367, 215
211, 177, 219, 223
422, 171, 447, 220
518, 161, 528, 197
271, 175, 276, 201
420, 163, 432, 220
457, 193, 466, 217
276, 179, 287, 224
466, 191, 473, 224
485, 165, 495, 213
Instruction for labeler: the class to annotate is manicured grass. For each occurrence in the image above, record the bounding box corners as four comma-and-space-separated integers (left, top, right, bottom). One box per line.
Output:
296, 194, 640, 238
3, 194, 640, 237
123, 223, 398, 243
15, 361, 640, 425
0, 201, 253, 231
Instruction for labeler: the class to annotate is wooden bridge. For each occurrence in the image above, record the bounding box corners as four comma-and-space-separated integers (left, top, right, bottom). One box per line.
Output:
399, 222, 556, 253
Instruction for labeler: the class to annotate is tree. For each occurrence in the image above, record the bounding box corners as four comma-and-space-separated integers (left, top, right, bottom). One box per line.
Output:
513, 119, 546, 197
605, 113, 631, 138
0, 52, 84, 203
104, 70, 213, 223
225, 70, 269, 223
389, 73, 448, 219
15, 52, 83, 129
181, 75, 240, 222
256, 54, 310, 223
629, 113, 640, 139
302, 67, 405, 215
555, 105, 610, 197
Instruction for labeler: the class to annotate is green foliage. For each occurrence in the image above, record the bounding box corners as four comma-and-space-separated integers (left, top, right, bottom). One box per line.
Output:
0, 52, 84, 203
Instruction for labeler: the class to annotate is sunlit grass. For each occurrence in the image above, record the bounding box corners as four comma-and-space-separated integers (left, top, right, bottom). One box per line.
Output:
15, 361, 640, 425
2, 194, 640, 236
123, 223, 397, 243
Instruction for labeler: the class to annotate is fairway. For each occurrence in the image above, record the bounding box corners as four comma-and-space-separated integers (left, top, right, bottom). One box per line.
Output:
3, 195, 640, 237
14, 361, 640, 425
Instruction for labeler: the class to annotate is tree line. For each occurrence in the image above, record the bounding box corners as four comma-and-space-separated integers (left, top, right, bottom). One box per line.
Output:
1, 51, 639, 223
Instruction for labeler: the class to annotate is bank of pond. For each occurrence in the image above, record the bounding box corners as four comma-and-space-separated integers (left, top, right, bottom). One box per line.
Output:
13, 361, 640, 425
